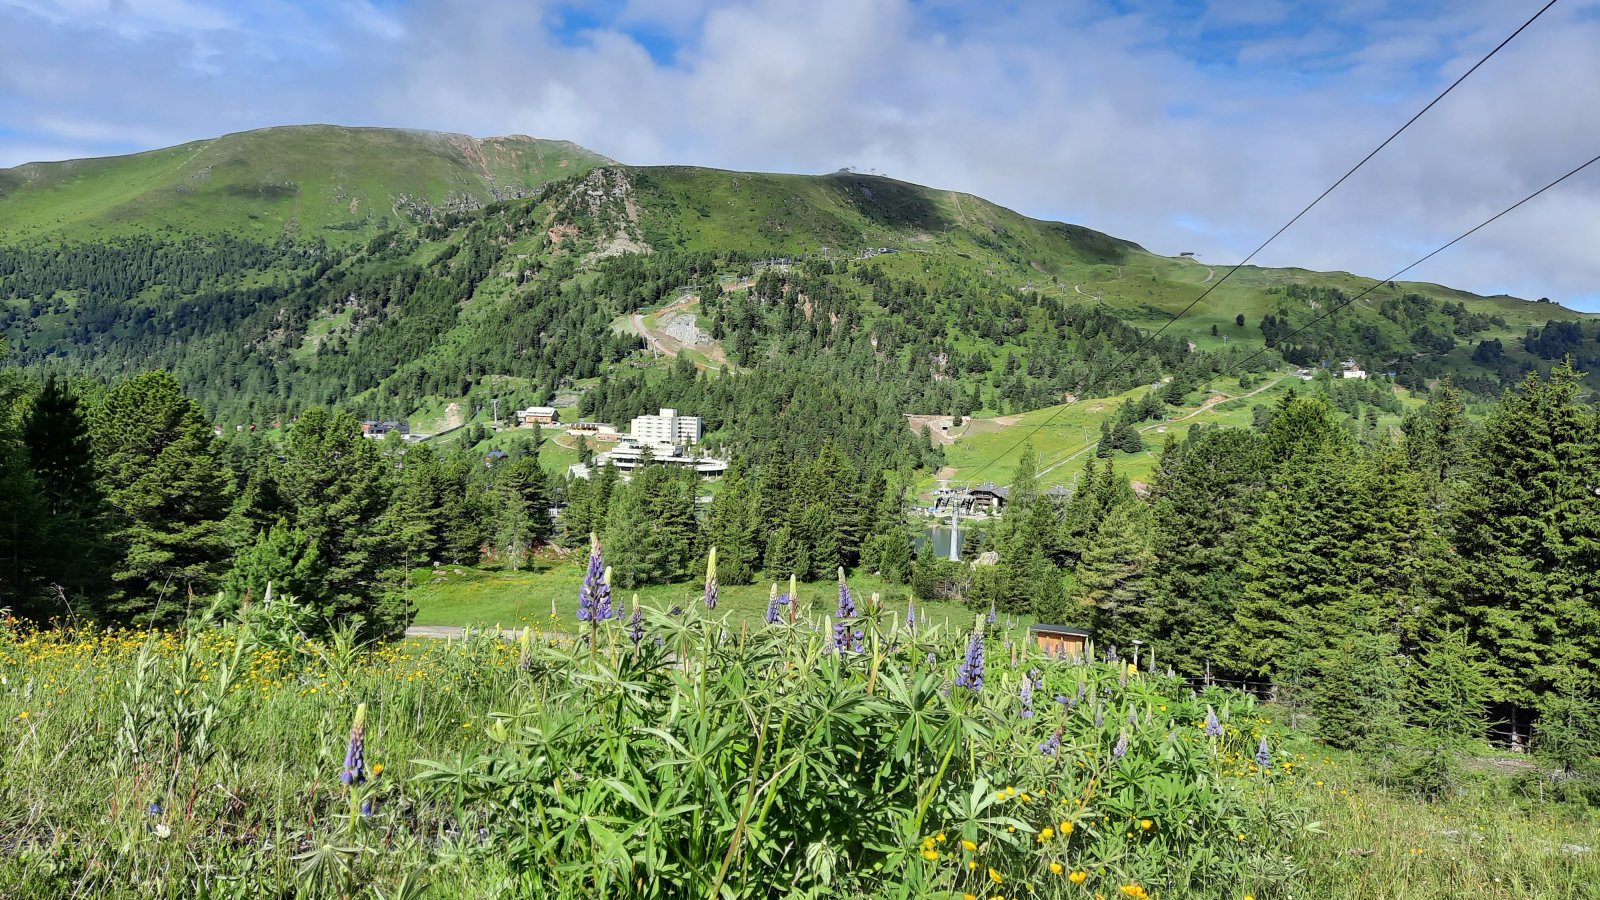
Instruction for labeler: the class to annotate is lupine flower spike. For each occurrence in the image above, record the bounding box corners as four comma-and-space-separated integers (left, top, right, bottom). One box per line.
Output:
340, 702, 368, 786
1205, 706, 1222, 738
833, 568, 857, 653
1040, 728, 1063, 758
628, 595, 644, 647
1256, 736, 1271, 768
986, 603, 997, 625
764, 584, 781, 624
596, 566, 615, 621
1112, 730, 1129, 763
954, 619, 986, 692
1019, 673, 1035, 718
905, 598, 916, 632
577, 533, 605, 622
703, 546, 719, 610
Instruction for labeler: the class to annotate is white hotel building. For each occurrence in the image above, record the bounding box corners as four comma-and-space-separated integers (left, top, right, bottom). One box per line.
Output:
629, 408, 702, 446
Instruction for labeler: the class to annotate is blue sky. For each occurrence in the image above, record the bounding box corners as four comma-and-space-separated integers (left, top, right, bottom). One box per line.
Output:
3, 0, 1599, 309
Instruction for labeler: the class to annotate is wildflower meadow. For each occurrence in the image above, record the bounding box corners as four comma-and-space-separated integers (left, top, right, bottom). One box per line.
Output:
0, 555, 1597, 897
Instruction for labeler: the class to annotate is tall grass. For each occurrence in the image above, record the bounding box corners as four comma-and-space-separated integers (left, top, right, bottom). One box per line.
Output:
9, 594, 1590, 898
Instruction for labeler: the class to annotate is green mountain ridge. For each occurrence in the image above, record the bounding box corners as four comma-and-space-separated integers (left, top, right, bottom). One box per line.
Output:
0, 125, 613, 243
1, 124, 1595, 441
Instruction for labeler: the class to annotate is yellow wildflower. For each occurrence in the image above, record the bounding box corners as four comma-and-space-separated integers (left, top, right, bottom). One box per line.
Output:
1039, 827, 1055, 841
962, 839, 978, 852
1049, 862, 1065, 875
1069, 870, 1089, 885
989, 867, 1004, 884
1139, 819, 1153, 831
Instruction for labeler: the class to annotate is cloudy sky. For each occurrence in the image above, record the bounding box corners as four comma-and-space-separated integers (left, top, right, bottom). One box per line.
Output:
3, 0, 1599, 308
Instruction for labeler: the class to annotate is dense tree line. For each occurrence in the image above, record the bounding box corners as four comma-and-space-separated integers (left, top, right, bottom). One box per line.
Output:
0, 365, 552, 635
961, 364, 1600, 746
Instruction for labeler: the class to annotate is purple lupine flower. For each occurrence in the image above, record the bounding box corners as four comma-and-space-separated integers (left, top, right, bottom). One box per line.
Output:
340, 703, 368, 786
777, 592, 791, 606
703, 547, 719, 610
1040, 728, 1063, 758
833, 621, 851, 653
595, 566, 615, 621
1076, 682, 1088, 704
1205, 706, 1222, 738
1094, 705, 1105, 728
954, 630, 986, 692
1055, 694, 1070, 706
836, 569, 856, 619
926, 651, 937, 667
360, 800, 375, 817
1019, 674, 1035, 719
1112, 730, 1129, 762
628, 603, 644, 647
577, 533, 604, 622
1128, 706, 1138, 726
668, 604, 683, 616
147, 801, 162, 817
1256, 736, 1271, 768
986, 603, 997, 625
905, 599, 916, 631
764, 587, 781, 624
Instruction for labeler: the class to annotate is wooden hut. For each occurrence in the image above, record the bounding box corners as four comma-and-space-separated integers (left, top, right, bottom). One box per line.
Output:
1029, 624, 1092, 660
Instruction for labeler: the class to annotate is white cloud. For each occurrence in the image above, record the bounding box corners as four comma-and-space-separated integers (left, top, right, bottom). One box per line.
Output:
2, 0, 1600, 309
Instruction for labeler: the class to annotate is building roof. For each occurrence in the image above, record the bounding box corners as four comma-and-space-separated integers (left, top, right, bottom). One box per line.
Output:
972, 482, 1010, 498
1028, 624, 1094, 637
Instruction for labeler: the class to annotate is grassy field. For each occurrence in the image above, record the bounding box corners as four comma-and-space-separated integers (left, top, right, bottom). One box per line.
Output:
408, 558, 994, 631
2, 613, 1596, 898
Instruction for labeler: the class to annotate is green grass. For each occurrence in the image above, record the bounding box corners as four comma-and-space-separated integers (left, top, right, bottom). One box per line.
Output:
0, 125, 609, 243
928, 375, 1301, 493
408, 559, 992, 631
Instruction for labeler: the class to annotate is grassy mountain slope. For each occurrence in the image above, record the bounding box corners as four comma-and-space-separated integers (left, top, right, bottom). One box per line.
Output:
0, 125, 611, 244
3, 132, 1597, 459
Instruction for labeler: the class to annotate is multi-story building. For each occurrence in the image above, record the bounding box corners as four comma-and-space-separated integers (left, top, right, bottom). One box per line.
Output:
629, 408, 702, 446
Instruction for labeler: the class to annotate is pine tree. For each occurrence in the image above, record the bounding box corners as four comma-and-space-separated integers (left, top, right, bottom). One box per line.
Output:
604, 477, 656, 590
1312, 631, 1402, 751
1231, 394, 1358, 674
275, 407, 409, 636
1074, 502, 1155, 644
1446, 363, 1600, 705
21, 375, 107, 602
764, 524, 800, 582
222, 520, 327, 611
89, 371, 231, 621
704, 462, 760, 584
1146, 428, 1267, 675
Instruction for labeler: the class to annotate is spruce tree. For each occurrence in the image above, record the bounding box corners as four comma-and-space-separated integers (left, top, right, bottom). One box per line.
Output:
704, 462, 761, 584
22, 375, 107, 602
89, 371, 231, 621
1146, 428, 1267, 675
222, 520, 327, 611
275, 407, 409, 636
1074, 502, 1155, 644
1446, 363, 1600, 705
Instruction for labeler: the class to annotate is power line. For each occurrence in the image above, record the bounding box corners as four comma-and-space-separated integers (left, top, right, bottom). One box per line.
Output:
1011, 148, 1600, 470
960, 0, 1562, 484
1218, 149, 1600, 379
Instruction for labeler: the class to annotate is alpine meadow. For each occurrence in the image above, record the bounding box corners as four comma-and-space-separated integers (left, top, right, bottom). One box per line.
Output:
4, 4, 1600, 896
